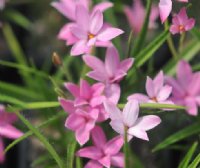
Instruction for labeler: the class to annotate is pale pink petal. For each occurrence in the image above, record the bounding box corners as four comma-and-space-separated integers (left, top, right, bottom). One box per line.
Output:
91, 126, 107, 149
91, 83, 105, 97
103, 101, 122, 120
127, 93, 149, 103
177, 60, 192, 89
97, 27, 124, 41
99, 155, 111, 168
159, 0, 172, 23
65, 113, 85, 130
189, 73, 200, 96
170, 25, 180, 35
134, 115, 161, 131
71, 40, 87, 56
177, 7, 188, 25
111, 153, 124, 168
111, 70, 127, 83
105, 84, 121, 104
74, 97, 88, 106
64, 82, 80, 97
122, 100, 139, 127
153, 71, 164, 95
110, 120, 124, 135
128, 127, 149, 141
70, 26, 87, 39
185, 98, 198, 116
76, 146, 102, 159
146, 77, 155, 98
76, 126, 90, 145
87, 71, 107, 82
87, 37, 97, 46
58, 98, 76, 114
119, 58, 134, 72
75, 5, 89, 31
83, 55, 105, 72
90, 10, 103, 35
92, 2, 113, 13
185, 18, 195, 31
105, 46, 120, 77
85, 160, 103, 168
0, 125, 23, 139
0, 138, 4, 163
90, 96, 105, 107
104, 136, 124, 155
157, 85, 172, 101
80, 79, 91, 100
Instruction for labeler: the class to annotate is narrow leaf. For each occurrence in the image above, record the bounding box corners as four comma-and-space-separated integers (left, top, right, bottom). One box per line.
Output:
66, 141, 77, 168
188, 153, 200, 168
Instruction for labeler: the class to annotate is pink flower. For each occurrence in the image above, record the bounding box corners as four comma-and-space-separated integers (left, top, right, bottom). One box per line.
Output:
83, 46, 134, 103
0, 0, 6, 10
70, 5, 124, 56
165, 60, 200, 116
0, 105, 23, 163
124, 0, 159, 34
159, 0, 189, 23
66, 109, 98, 145
128, 71, 173, 105
104, 100, 161, 141
77, 126, 124, 168
170, 7, 195, 35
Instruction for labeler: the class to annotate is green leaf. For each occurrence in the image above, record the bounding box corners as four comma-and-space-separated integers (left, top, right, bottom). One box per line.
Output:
132, 0, 152, 56
66, 141, 77, 168
5, 112, 66, 153
118, 103, 185, 110
152, 122, 200, 152
135, 30, 169, 67
4, 9, 32, 30
75, 157, 83, 168
164, 39, 200, 76
14, 110, 64, 168
188, 153, 200, 168
178, 142, 198, 168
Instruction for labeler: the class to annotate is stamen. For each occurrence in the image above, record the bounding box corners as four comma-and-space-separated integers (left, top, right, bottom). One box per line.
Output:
88, 33, 95, 40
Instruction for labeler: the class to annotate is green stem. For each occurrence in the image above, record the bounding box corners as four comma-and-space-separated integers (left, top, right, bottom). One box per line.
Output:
124, 127, 129, 168
178, 32, 185, 54
164, 21, 178, 60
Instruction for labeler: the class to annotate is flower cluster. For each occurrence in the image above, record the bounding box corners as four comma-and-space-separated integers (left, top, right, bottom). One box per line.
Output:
52, 0, 200, 168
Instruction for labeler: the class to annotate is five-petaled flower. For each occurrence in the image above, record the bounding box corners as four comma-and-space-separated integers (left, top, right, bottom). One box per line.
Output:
170, 7, 195, 35
77, 126, 124, 168
165, 60, 200, 116
104, 100, 161, 141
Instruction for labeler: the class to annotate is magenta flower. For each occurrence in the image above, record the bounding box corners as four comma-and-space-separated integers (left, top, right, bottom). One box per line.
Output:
0, 105, 23, 163
77, 126, 124, 168
83, 46, 134, 103
65, 108, 98, 145
104, 100, 161, 141
70, 5, 124, 56
165, 60, 200, 116
170, 7, 195, 35
159, 0, 188, 23
124, 0, 159, 34
128, 71, 173, 105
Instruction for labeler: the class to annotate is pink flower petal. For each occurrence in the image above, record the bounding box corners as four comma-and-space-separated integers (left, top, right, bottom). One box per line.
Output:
185, 18, 195, 31
103, 136, 124, 155
76, 126, 91, 145
65, 113, 85, 130
80, 79, 91, 100
153, 71, 164, 95
91, 126, 107, 149
85, 160, 103, 168
185, 98, 198, 116
0, 138, 4, 163
64, 82, 80, 97
89, 10, 103, 35
92, 2, 113, 13
91, 83, 105, 97
99, 155, 111, 168
111, 153, 124, 168
87, 71, 107, 82
159, 0, 172, 23
146, 77, 155, 98
127, 93, 149, 103
103, 101, 122, 120
122, 100, 139, 127
71, 40, 87, 56
105, 84, 121, 104
134, 115, 161, 131
70, 25, 87, 39
128, 127, 149, 141
97, 28, 124, 41
76, 146, 102, 159
110, 120, 124, 135
170, 25, 180, 35
157, 85, 172, 101
189, 73, 200, 96
0, 125, 23, 139
58, 98, 76, 114
119, 58, 134, 72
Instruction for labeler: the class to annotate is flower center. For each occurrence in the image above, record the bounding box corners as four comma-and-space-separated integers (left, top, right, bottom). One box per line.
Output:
88, 33, 95, 40
151, 97, 158, 102
179, 25, 185, 32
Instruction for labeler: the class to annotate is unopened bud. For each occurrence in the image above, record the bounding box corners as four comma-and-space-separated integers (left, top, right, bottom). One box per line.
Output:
52, 52, 62, 66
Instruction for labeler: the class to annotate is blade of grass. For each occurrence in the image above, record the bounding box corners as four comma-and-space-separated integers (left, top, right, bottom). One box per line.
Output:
188, 153, 200, 168
66, 141, 77, 168
152, 122, 200, 152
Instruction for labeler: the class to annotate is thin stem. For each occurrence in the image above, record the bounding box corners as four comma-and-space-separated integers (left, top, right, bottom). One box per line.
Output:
124, 127, 129, 168
164, 21, 178, 60
178, 32, 185, 54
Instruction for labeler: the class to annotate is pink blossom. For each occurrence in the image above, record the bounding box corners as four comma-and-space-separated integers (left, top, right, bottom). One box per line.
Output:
170, 7, 195, 35
104, 100, 161, 141
0, 105, 23, 163
124, 0, 159, 34
66, 108, 98, 145
0, 0, 6, 10
128, 71, 173, 105
70, 5, 124, 56
83, 46, 133, 103
165, 60, 200, 116
77, 126, 124, 168
159, 0, 189, 23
